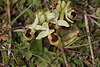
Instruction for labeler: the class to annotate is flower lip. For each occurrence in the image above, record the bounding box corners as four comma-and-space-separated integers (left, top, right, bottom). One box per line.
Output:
25, 29, 32, 38
51, 33, 59, 42
25, 28, 35, 41
49, 23, 56, 29
49, 21, 58, 33
48, 32, 60, 45
71, 12, 76, 18
67, 9, 77, 20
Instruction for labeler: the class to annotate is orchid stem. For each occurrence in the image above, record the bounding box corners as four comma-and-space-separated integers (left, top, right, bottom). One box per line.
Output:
59, 43, 69, 67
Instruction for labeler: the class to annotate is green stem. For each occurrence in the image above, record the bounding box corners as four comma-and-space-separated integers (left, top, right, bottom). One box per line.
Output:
32, 54, 54, 67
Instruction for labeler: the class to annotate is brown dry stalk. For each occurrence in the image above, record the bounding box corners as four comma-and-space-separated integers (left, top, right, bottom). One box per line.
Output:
84, 10, 95, 67
89, 17, 100, 27
7, 0, 11, 58
7, 0, 11, 24
87, 14, 100, 19
59, 43, 69, 67
11, 53, 20, 66
64, 49, 90, 56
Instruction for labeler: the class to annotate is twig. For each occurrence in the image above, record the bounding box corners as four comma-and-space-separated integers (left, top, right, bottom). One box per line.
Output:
76, 54, 92, 66
88, 5, 95, 12
64, 49, 90, 56
7, 0, 11, 58
84, 10, 95, 67
7, 0, 11, 24
59, 43, 69, 67
0, 63, 4, 67
11, 53, 20, 66
11, 26, 24, 31
89, 17, 100, 27
87, 14, 100, 19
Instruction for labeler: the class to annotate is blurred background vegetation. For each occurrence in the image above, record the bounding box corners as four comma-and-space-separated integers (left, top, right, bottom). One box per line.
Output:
0, 0, 100, 67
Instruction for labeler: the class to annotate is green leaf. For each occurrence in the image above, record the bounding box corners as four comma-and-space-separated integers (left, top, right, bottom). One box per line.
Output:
22, 65, 27, 67
11, 64, 16, 67
19, 5, 24, 10
32, 54, 54, 67
43, 54, 51, 62
17, 32, 23, 37
58, 29, 79, 46
96, 8, 100, 17
25, 51, 32, 60
74, 59, 80, 64
12, 0, 17, 4
2, 51, 9, 65
7, 38, 12, 43
70, 52, 75, 57
20, 0, 26, 5
37, 61, 48, 67
34, 0, 40, 8
23, 41, 30, 49
30, 39, 43, 54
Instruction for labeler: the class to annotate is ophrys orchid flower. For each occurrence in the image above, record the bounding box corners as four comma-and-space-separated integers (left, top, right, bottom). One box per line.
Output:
36, 22, 54, 40
36, 22, 61, 45
56, 0, 75, 23
25, 15, 47, 41
67, 9, 77, 21
52, 9, 70, 27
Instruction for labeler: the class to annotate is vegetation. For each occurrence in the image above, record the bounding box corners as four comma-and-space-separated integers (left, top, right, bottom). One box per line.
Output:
0, 0, 100, 67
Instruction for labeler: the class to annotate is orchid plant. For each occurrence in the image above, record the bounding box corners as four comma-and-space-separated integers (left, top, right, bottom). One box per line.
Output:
56, 0, 77, 23
35, 9, 70, 45
25, 0, 76, 45
25, 15, 47, 41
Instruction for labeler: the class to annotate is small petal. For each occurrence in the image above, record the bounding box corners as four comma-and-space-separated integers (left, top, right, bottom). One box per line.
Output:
56, 0, 61, 12
34, 25, 47, 30
37, 12, 42, 19
61, 1, 66, 9
45, 11, 55, 21
65, 15, 74, 23
64, 1, 71, 11
52, 9, 59, 21
32, 14, 38, 28
36, 31, 49, 40
57, 20, 70, 27
40, 14, 46, 24
42, 22, 49, 28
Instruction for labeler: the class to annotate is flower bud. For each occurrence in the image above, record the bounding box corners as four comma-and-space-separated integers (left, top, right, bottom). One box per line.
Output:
45, 11, 55, 21
37, 12, 42, 19
40, 14, 46, 24
61, 1, 66, 9
56, 0, 61, 12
